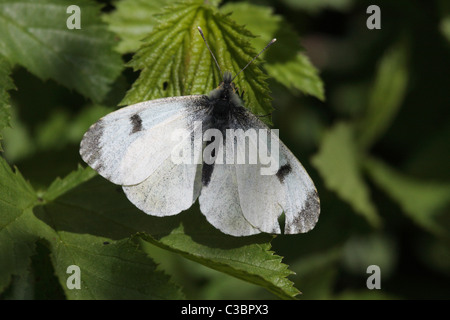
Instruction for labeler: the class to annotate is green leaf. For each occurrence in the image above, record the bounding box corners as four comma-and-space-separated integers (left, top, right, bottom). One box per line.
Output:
35, 105, 111, 151
2, 104, 111, 161
221, 2, 325, 100
441, 16, 450, 42
289, 248, 342, 300
0, 55, 14, 151
364, 156, 450, 236
0, 161, 183, 299
43, 165, 97, 201
121, 0, 273, 117
139, 223, 299, 299
0, 0, 123, 102
357, 42, 409, 149
0, 157, 38, 291
49, 232, 184, 299
311, 122, 380, 226
103, 0, 172, 54
38, 173, 299, 299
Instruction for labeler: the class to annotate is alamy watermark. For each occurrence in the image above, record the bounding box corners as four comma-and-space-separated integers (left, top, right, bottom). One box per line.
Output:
170, 121, 280, 176
66, 265, 81, 290
367, 5, 381, 30
66, 5, 81, 29
366, 265, 381, 290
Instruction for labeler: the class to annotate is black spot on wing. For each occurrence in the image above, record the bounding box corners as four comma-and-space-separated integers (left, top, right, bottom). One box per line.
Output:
276, 164, 292, 183
130, 114, 143, 134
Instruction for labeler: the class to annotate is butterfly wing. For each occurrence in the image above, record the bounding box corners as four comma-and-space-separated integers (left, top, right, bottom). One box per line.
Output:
80, 95, 208, 216
122, 119, 204, 216
80, 96, 208, 185
198, 114, 284, 236
198, 108, 320, 236
199, 161, 262, 236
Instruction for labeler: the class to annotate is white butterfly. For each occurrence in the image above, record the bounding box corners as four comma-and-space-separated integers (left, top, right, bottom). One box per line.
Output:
80, 27, 320, 236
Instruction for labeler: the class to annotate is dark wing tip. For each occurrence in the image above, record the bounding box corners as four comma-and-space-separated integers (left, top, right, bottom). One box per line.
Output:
285, 189, 320, 234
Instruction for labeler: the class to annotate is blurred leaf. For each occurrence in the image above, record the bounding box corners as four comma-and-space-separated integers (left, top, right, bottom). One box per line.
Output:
0, 0, 123, 102
441, 16, 450, 42
1, 108, 34, 161
222, 2, 325, 100
290, 248, 342, 299
342, 234, 397, 278
280, 0, 354, 13
35, 105, 111, 150
416, 238, 450, 277
3, 105, 111, 162
312, 122, 380, 226
331, 82, 369, 117
0, 157, 38, 291
357, 42, 409, 149
103, 0, 171, 54
404, 123, 450, 180
0, 55, 14, 151
364, 156, 450, 236
121, 0, 273, 118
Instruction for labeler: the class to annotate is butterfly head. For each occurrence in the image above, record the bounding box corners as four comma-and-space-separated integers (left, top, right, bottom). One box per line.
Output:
208, 71, 241, 108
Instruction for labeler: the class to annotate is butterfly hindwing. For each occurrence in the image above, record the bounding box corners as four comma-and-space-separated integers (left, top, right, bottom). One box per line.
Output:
198, 108, 320, 236
122, 120, 204, 216
277, 143, 320, 234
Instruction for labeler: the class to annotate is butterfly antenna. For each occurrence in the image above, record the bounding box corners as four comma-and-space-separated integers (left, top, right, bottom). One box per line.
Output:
197, 27, 223, 77
232, 38, 277, 82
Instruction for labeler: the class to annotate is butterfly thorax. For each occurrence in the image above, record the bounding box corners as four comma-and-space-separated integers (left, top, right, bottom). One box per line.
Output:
207, 72, 243, 124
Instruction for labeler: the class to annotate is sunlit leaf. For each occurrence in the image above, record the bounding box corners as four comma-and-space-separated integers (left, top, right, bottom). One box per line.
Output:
103, 0, 172, 54
222, 2, 325, 100
121, 0, 273, 117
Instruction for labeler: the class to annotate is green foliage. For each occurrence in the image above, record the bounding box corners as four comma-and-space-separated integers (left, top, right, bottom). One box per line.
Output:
120, 0, 273, 118
364, 156, 450, 235
0, 0, 449, 300
312, 122, 380, 226
312, 40, 450, 237
357, 43, 409, 149
0, 56, 14, 151
0, 0, 123, 102
221, 2, 325, 100
0, 161, 184, 299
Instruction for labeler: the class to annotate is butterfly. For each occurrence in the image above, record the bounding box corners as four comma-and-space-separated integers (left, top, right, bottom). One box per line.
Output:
80, 27, 320, 236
